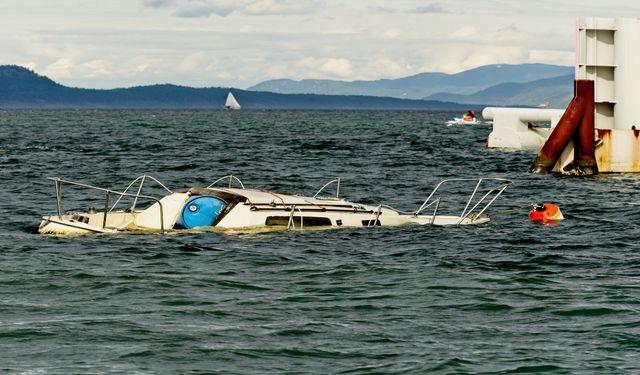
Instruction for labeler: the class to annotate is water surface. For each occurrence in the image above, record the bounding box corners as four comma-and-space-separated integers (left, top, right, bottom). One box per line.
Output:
1, 109, 640, 374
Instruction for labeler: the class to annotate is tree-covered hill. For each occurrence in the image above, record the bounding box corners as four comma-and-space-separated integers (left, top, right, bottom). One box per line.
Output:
0, 65, 470, 110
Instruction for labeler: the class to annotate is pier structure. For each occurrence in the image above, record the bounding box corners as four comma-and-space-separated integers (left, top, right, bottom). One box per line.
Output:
488, 17, 640, 173
482, 107, 564, 150
554, 17, 640, 172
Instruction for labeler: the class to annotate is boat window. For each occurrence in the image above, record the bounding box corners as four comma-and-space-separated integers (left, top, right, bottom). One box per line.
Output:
361, 219, 381, 226
265, 216, 332, 227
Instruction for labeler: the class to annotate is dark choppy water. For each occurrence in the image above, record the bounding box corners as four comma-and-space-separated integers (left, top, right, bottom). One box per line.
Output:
2, 109, 640, 374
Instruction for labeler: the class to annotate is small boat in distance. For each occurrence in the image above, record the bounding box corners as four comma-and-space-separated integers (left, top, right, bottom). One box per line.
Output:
446, 117, 479, 126
446, 110, 480, 126
37, 175, 512, 235
225, 92, 241, 110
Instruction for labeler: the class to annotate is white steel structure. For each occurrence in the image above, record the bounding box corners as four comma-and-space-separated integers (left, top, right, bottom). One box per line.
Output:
487, 17, 640, 173
556, 17, 640, 172
483, 107, 564, 150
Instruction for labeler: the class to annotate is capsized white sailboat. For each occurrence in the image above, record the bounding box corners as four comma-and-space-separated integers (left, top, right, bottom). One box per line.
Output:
225, 92, 241, 110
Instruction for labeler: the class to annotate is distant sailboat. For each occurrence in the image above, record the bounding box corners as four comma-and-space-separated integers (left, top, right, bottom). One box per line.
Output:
225, 92, 241, 110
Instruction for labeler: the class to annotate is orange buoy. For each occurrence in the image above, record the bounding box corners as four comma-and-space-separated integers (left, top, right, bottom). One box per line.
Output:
528, 203, 564, 222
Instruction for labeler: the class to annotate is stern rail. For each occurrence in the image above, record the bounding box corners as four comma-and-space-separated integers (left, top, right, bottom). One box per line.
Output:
415, 178, 512, 224
47, 176, 168, 234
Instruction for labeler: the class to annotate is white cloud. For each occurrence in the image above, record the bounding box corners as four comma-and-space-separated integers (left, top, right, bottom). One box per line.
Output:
143, 0, 323, 17
178, 52, 209, 72
135, 63, 150, 73
371, 6, 397, 14
529, 49, 574, 66
449, 26, 478, 40
382, 28, 401, 39
429, 48, 528, 73
142, 0, 174, 8
82, 59, 113, 78
243, 0, 319, 15
9, 0, 632, 89
264, 64, 290, 79
42, 58, 74, 79
410, 3, 447, 14
321, 28, 361, 36
130, 56, 163, 75
20, 61, 38, 71
298, 57, 353, 78
172, 1, 235, 17
371, 58, 411, 78
40, 58, 116, 82
214, 71, 234, 80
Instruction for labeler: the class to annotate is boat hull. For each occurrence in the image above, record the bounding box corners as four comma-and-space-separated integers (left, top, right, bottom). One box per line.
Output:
39, 210, 488, 234
39, 216, 118, 234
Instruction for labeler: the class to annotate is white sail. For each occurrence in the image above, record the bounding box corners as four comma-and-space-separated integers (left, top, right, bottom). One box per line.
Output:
225, 92, 241, 110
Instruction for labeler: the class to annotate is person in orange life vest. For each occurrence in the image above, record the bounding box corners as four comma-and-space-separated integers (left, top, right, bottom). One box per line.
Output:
463, 110, 476, 121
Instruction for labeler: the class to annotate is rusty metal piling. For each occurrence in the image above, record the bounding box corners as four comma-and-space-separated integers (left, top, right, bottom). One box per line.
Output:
529, 80, 597, 175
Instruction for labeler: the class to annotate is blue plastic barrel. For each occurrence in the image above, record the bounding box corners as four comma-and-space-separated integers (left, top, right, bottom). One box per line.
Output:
175, 196, 227, 229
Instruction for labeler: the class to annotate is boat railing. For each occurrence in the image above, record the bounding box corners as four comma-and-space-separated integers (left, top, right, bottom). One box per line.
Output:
109, 175, 172, 212
47, 176, 168, 234
313, 178, 341, 199
287, 205, 304, 230
415, 178, 512, 223
377, 203, 414, 216
207, 175, 245, 189
365, 204, 383, 227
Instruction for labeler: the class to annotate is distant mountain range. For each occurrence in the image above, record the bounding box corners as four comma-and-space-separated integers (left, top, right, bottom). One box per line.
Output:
0, 65, 467, 110
249, 63, 574, 107
0, 63, 574, 109
425, 74, 574, 107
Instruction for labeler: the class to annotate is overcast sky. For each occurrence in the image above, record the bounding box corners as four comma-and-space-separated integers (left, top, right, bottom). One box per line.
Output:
3, 1, 640, 89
